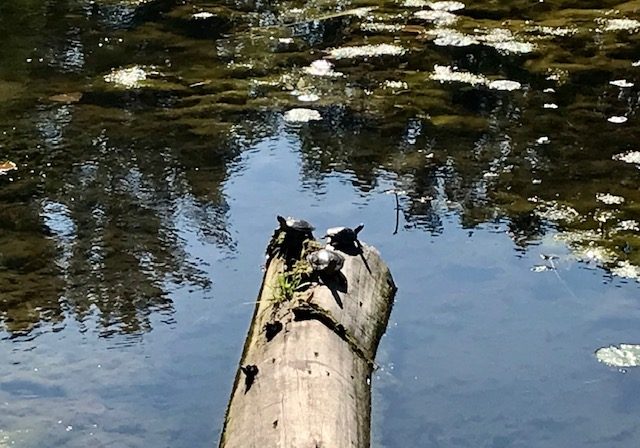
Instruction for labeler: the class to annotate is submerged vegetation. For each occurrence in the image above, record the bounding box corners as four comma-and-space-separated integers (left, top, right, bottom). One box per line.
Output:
0, 0, 639, 338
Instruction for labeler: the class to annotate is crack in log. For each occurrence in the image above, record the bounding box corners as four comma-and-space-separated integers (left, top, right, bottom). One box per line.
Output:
291, 302, 374, 368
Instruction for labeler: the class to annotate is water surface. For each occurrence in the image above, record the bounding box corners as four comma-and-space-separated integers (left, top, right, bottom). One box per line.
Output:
1, 0, 640, 446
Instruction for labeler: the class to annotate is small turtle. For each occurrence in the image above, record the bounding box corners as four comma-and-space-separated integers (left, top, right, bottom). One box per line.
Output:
306, 248, 344, 274
240, 364, 259, 393
277, 215, 315, 233
325, 223, 364, 247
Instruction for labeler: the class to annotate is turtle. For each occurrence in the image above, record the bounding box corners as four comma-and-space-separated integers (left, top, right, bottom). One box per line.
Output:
271, 215, 315, 262
277, 215, 315, 233
324, 223, 364, 248
306, 248, 345, 275
240, 364, 259, 392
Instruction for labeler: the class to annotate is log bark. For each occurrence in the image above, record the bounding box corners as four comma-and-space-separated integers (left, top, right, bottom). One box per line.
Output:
219, 225, 396, 448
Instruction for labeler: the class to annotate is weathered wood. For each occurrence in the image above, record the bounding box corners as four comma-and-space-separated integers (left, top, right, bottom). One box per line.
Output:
219, 226, 396, 448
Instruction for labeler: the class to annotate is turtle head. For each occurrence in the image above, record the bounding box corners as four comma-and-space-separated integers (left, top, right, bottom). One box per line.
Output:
276, 215, 287, 227
354, 223, 365, 235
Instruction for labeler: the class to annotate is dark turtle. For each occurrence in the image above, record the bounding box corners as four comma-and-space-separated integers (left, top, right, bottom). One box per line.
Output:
325, 223, 364, 247
306, 248, 344, 274
277, 215, 315, 233
240, 364, 259, 393
271, 215, 315, 263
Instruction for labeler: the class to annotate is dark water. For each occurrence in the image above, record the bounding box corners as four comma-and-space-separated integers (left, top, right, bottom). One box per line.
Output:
1, 0, 640, 446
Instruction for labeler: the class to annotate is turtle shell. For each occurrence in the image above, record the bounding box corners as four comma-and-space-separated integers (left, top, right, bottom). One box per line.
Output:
306, 249, 344, 274
277, 215, 315, 232
326, 226, 349, 237
325, 224, 364, 244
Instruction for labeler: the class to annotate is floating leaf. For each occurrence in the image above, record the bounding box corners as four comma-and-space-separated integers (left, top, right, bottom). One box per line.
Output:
104, 66, 158, 89
611, 261, 640, 281
383, 80, 408, 90
430, 29, 479, 47
610, 79, 634, 88
327, 44, 406, 60
402, 0, 430, 6
580, 247, 616, 264
296, 93, 319, 102
283, 108, 322, 123
477, 28, 535, 54
488, 80, 521, 91
303, 59, 343, 77
361, 23, 404, 33
534, 201, 579, 222
430, 65, 487, 86
612, 151, 640, 165
601, 18, 640, 32
615, 220, 640, 232
192, 12, 215, 19
414, 10, 458, 26
596, 344, 640, 368
427, 1, 465, 11
529, 26, 576, 37
595, 193, 624, 205
0, 161, 17, 175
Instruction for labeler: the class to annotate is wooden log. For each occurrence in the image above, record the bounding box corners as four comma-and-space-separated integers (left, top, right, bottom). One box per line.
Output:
219, 222, 396, 448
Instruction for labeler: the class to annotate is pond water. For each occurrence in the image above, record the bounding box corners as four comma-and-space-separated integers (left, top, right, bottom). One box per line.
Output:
1, 0, 640, 446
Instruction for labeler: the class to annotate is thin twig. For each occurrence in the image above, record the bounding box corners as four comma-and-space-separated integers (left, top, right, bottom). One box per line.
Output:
393, 191, 400, 235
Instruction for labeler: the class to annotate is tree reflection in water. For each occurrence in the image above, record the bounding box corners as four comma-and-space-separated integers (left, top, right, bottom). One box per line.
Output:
1, 0, 640, 339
